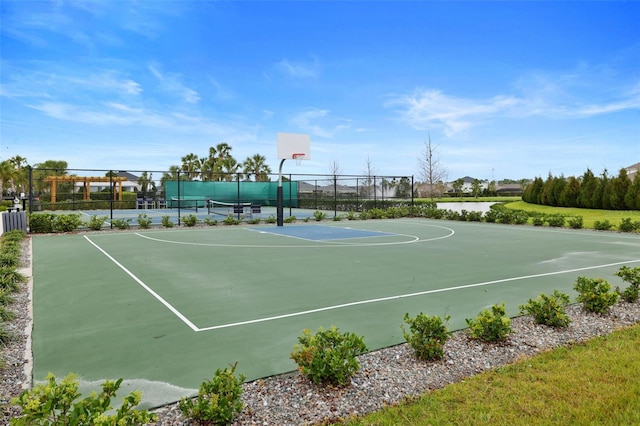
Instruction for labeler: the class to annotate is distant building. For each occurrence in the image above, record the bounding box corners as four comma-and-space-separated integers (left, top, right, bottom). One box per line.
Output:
626, 162, 639, 181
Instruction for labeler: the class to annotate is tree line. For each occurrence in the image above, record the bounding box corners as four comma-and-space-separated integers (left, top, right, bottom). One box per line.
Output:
522, 168, 639, 210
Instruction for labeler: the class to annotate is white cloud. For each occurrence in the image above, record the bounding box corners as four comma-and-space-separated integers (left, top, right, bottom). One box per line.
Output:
148, 64, 200, 104
276, 58, 320, 78
290, 108, 351, 138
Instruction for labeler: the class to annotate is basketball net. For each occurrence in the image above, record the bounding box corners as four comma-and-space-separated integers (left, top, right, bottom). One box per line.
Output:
292, 153, 305, 166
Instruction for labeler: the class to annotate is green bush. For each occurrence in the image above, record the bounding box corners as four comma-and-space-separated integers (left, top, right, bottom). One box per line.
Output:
111, 218, 131, 230
519, 290, 571, 328
265, 215, 277, 224
346, 211, 358, 220
87, 215, 107, 231
183, 214, 199, 227
402, 313, 450, 361
615, 266, 640, 303
0, 323, 13, 345
0, 267, 23, 293
223, 215, 240, 225
10, 373, 157, 425
204, 216, 219, 226
574, 276, 619, 314
466, 303, 512, 342
593, 220, 614, 231
531, 216, 545, 226
290, 326, 368, 387
137, 213, 153, 229
0, 252, 18, 269
179, 363, 245, 425
483, 209, 499, 223
284, 215, 297, 223
161, 215, 174, 228
28, 213, 55, 233
567, 216, 584, 229
52, 214, 84, 232
313, 211, 327, 221
546, 214, 565, 228
618, 217, 640, 233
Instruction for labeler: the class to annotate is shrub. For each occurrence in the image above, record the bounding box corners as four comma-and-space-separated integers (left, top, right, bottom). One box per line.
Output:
284, 215, 297, 223
28, 213, 55, 233
546, 214, 565, 228
179, 363, 245, 426
0, 267, 25, 292
111, 218, 131, 230
519, 290, 571, 328
466, 303, 512, 342
204, 216, 219, 226
137, 213, 153, 229
265, 215, 277, 224
0, 324, 13, 345
223, 215, 240, 225
0, 252, 18, 269
247, 217, 261, 224
52, 214, 84, 232
161, 215, 174, 228
346, 211, 358, 220
574, 276, 618, 314
483, 209, 499, 223
594, 220, 614, 231
402, 313, 450, 361
10, 373, 157, 425
615, 266, 640, 303
290, 326, 367, 386
87, 215, 107, 231
531, 216, 545, 226
313, 211, 327, 221
183, 214, 199, 227
567, 216, 584, 229
618, 217, 640, 233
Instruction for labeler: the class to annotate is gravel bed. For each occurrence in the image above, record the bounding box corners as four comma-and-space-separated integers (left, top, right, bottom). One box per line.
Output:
2, 236, 639, 424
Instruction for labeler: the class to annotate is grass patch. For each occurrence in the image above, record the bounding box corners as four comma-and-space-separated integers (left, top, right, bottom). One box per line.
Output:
342, 324, 640, 425
417, 196, 521, 203
505, 201, 640, 230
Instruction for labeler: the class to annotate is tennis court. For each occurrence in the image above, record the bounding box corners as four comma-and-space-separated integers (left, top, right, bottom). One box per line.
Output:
31, 219, 640, 408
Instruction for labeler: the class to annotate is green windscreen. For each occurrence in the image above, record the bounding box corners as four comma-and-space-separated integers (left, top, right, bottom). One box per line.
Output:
164, 181, 298, 207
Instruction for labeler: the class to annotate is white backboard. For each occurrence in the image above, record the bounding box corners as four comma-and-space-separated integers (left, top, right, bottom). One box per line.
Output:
277, 133, 311, 160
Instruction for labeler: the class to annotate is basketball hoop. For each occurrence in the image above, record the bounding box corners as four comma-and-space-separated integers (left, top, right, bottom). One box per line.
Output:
292, 153, 305, 166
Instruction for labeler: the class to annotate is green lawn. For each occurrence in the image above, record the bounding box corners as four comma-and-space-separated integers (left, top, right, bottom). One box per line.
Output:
342, 324, 640, 426
505, 201, 640, 230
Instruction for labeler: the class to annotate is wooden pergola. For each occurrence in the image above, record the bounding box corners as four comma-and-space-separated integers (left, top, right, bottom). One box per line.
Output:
44, 176, 127, 203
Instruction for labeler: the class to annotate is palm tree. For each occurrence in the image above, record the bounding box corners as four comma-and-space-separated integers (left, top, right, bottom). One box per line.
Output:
161, 165, 181, 187
243, 154, 272, 181
220, 157, 241, 181
180, 153, 201, 181
8, 156, 28, 194
0, 160, 17, 196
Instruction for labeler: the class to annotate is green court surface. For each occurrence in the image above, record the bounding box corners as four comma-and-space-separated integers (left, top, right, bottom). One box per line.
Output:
32, 219, 640, 408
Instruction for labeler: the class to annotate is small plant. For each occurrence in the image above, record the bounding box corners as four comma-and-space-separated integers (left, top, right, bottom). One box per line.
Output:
618, 217, 640, 233
111, 218, 131, 230
546, 214, 565, 228
223, 215, 240, 225
179, 363, 245, 426
290, 326, 367, 387
346, 211, 357, 220
247, 217, 261, 224
402, 312, 450, 361
183, 214, 199, 227
332, 215, 343, 221
574, 276, 619, 314
466, 303, 512, 342
615, 266, 640, 303
313, 211, 327, 222
265, 215, 277, 224
593, 220, 614, 231
531, 216, 545, 226
161, 215, 174, 228
567, 216, 583, 229
483, 209, 499, 223
204, 216, 219, 226
11, 373, 157, 425
519, 290, 571, 328
87, 215, 108, 231
28, 213, 55, 233
284, 215, 297, 223
0, 323, 13, 345
303, 216, 310, 222
0, 267, 25, 292
137, 213, 153, 229
52, 214, 84, 232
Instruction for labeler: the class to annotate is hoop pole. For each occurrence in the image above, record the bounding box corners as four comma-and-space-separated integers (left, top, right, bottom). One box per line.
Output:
277, 159, 286, 227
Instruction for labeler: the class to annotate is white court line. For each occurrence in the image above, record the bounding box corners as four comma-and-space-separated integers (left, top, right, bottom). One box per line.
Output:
83, 235, 199, 332
196, 258, 640, 332
85, 234, 640, 333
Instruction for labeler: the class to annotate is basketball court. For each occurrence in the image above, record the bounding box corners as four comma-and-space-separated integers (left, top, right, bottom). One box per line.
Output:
31, 219, 640, 408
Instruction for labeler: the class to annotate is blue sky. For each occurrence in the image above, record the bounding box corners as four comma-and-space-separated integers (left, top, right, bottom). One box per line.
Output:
1, 1, 639, 181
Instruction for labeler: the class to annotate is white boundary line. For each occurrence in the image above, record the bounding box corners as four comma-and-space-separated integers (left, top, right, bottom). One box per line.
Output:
195, 258, 640, 331
84, 232, 640, 334
83, 235, 199, 331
